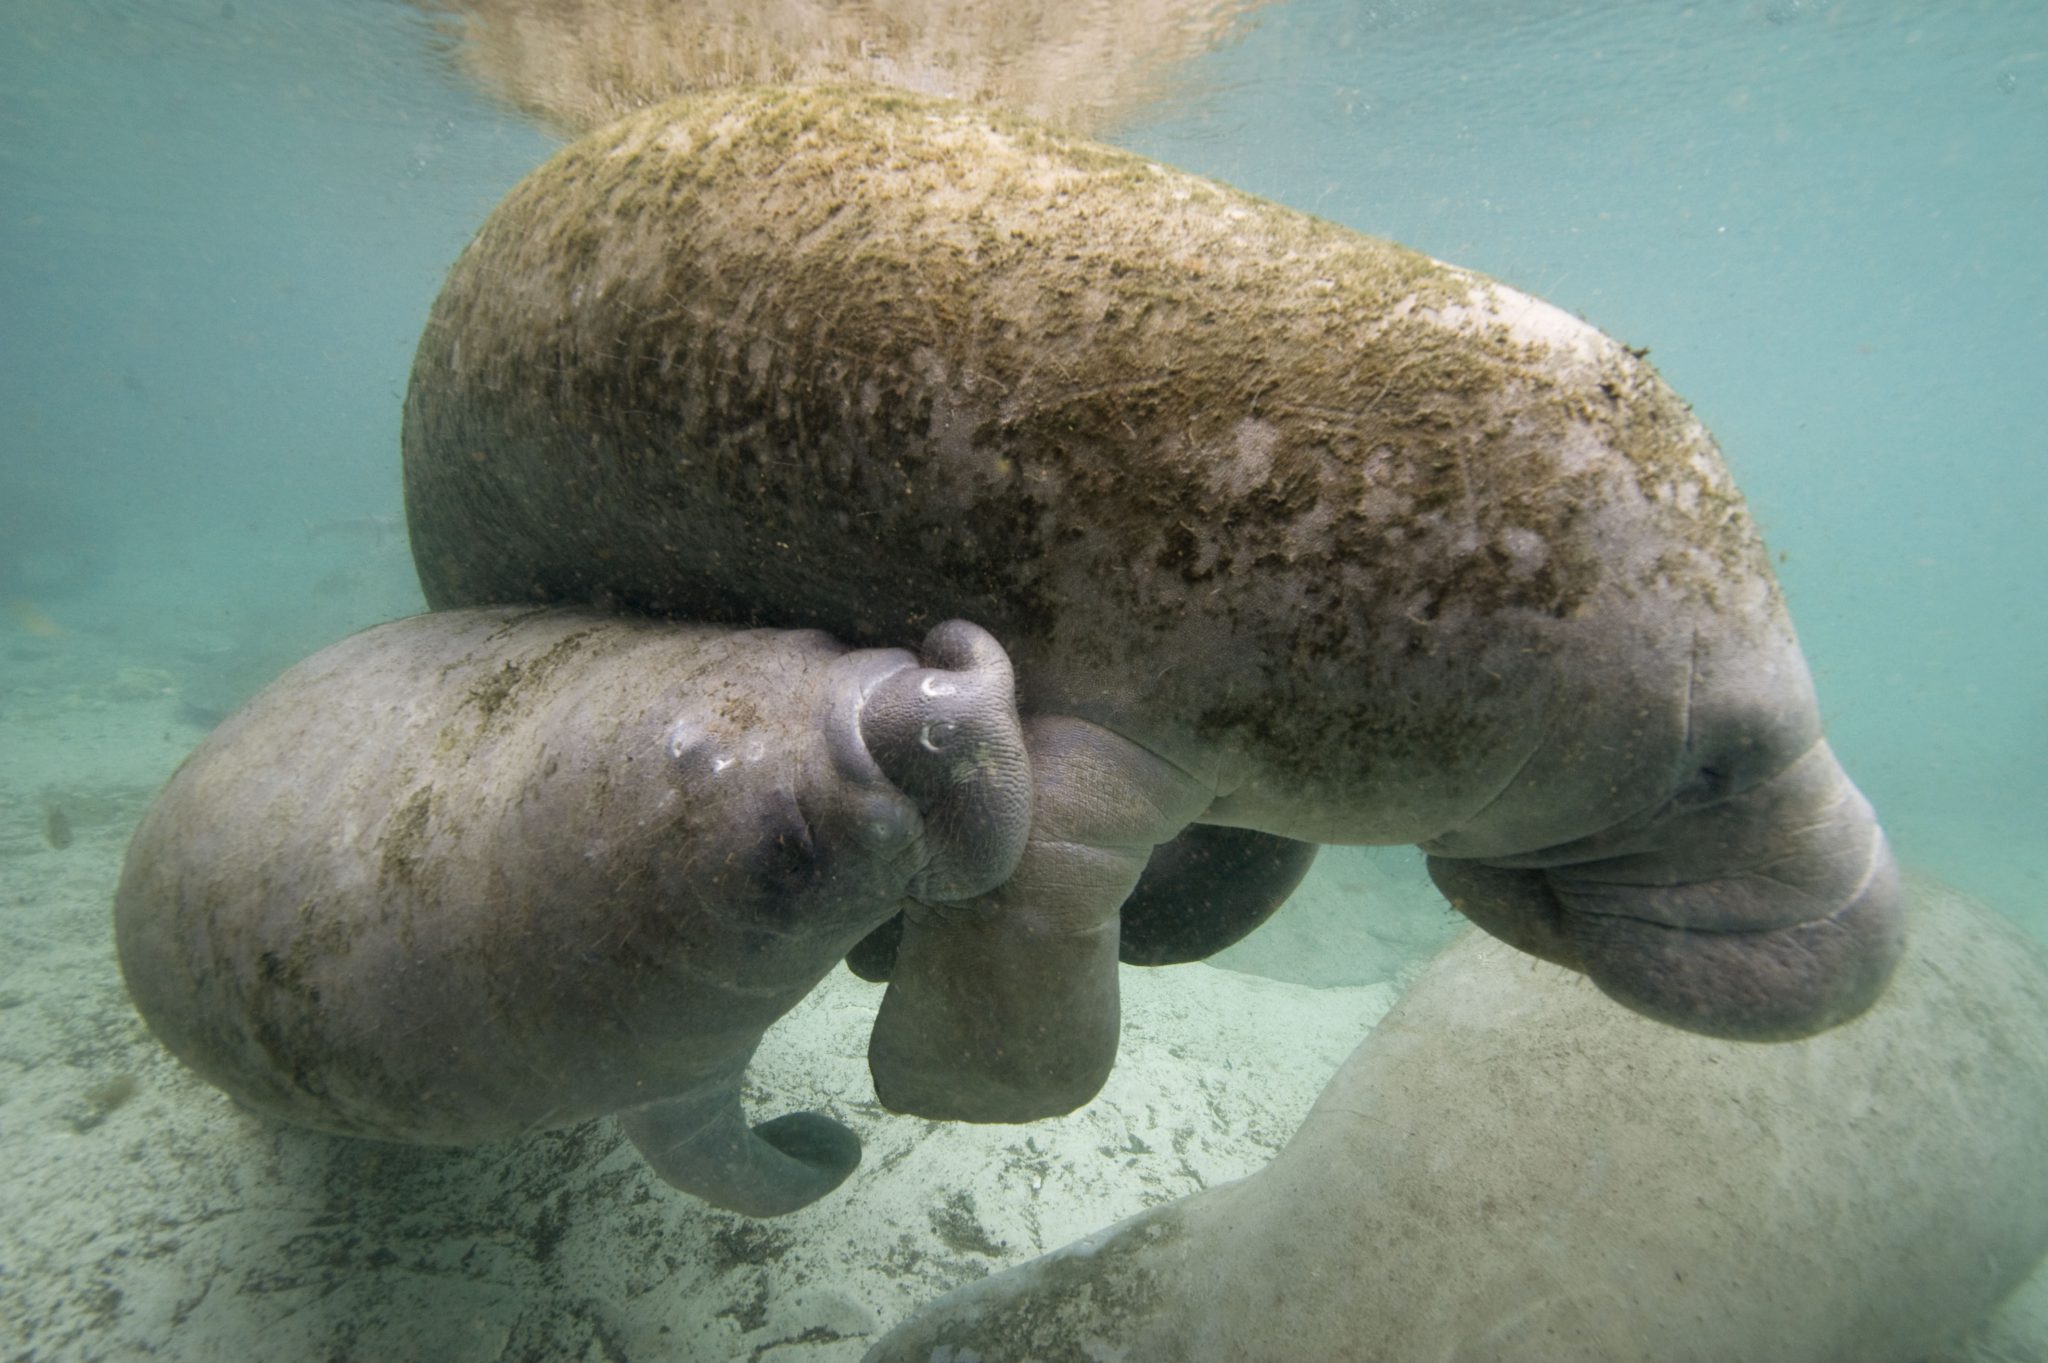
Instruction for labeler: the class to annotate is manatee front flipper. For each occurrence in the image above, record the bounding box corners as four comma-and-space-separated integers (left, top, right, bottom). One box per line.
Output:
1428, 738, 1902, 1041
867, 716, 1212, 1122
1118, 826, 1319, 966
619, 1086, 863, 1219
844, 825, 1316, 981
843, 914, 904, 984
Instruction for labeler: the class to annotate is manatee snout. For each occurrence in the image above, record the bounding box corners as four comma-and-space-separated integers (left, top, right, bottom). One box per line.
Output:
848, 619, 1033, 903
1563, 855, 1903, 1041
1430, 739, 1905, 1041
1556, 741, 1905, 1040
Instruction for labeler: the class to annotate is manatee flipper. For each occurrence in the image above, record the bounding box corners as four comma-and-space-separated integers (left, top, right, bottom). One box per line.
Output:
1429, 739, 1902, 1041
849, 827, 1318, 981
844, 913, 904, 983
868, 715, 1212, 1122
618, 1088, 862, 1218
1118, 826, 1319, 966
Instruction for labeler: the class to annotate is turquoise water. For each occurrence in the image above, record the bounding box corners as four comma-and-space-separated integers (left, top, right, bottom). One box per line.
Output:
3, 1, 2044, 1358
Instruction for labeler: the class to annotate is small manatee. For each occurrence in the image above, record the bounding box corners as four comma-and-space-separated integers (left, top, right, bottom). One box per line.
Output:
113, 607, 1029, 1216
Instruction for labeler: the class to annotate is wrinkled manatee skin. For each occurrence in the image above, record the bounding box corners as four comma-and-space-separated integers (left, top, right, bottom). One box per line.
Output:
401, 85, 1898, 1068
861, 879, 2048, 1363
113, 608, 1030, 1215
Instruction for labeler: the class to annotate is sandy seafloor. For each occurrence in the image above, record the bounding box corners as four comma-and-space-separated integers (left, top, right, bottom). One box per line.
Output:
0, 563, 2042, 1363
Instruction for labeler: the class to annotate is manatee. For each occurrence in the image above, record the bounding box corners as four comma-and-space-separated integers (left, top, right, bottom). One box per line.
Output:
113, 607, 1029, 1216
400, 86, 1902, 1120
864, 879, 2048, 1363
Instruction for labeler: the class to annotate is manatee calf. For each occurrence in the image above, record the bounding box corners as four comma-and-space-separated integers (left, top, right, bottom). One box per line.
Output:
113, 607, 1029, 1216
401, 86, 1901, 1120
865, 880, 2048, 1363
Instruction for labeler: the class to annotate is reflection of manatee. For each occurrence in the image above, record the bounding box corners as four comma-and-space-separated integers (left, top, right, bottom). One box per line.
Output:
845, 823, 1320, 980
865, 880, 2048, 1363
402, 87, 1900, 1122
114, 608, 1029, 1216
423, 0, 1269, 138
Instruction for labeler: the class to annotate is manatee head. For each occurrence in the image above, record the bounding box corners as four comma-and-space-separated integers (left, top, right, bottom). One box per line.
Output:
645, 619, 1031, 984
1425, 641, 1904, 1042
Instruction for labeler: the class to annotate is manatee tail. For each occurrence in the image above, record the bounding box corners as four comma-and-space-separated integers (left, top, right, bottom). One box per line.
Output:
619, 1089, 861, 1217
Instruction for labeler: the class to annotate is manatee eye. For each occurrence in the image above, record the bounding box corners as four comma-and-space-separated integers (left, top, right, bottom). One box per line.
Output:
1673, 761, 1733, 806
920, 719, 959, 753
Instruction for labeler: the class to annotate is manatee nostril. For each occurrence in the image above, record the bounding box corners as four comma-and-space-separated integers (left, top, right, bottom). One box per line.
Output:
864, 673, 986, 798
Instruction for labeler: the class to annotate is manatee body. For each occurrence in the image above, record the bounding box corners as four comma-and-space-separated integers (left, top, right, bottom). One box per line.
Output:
401, 87, 1900, 1118
113, 607, 1029, 1216
865, 880, 2048, 1363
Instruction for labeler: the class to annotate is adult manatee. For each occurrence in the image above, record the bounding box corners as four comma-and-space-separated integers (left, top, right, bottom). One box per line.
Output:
402, 86, 1901, 1119
114, 607, 1029, 1216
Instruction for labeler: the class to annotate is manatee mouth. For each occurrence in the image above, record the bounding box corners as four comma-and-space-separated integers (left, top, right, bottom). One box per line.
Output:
1560, 872, 1905, 1040
1428, 851, 1906, 1041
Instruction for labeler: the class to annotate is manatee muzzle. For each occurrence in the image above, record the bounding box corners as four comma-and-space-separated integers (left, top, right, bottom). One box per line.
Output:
830, 620, 1033, 903
1430, 740, 1907, 1041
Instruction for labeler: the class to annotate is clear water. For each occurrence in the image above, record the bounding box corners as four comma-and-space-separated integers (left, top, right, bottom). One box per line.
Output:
2, 1, 2043, 1358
